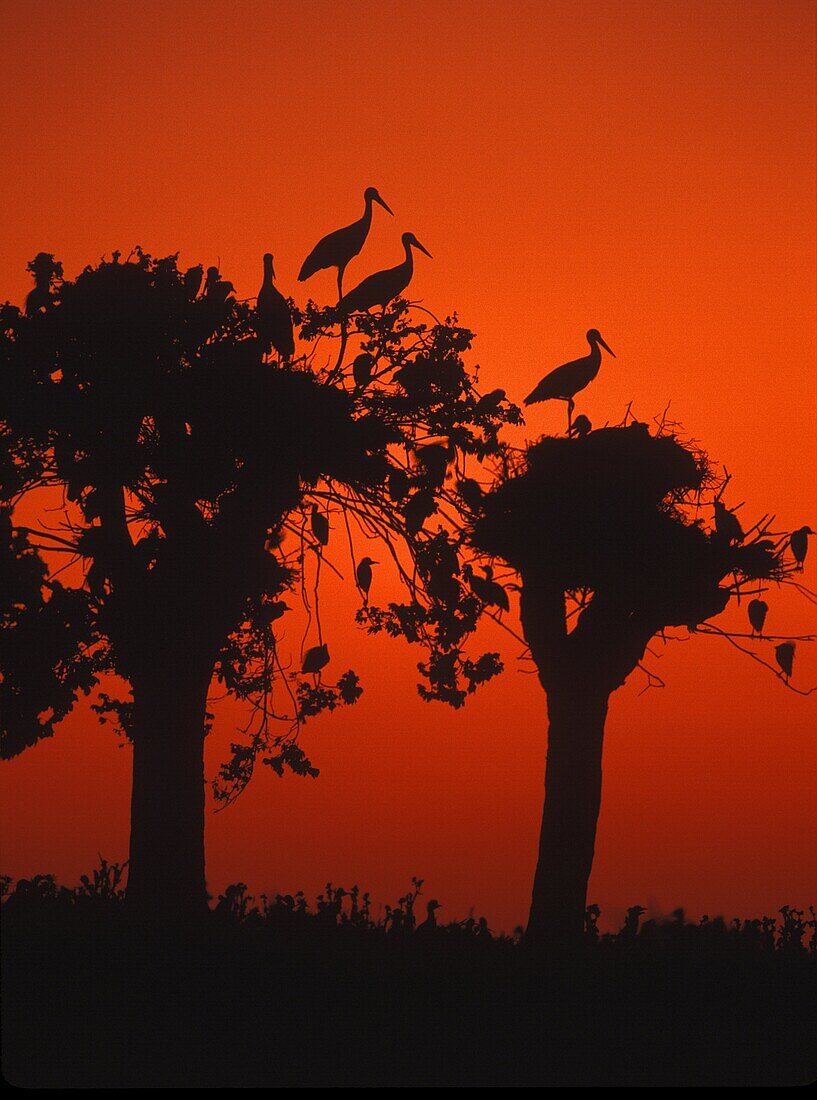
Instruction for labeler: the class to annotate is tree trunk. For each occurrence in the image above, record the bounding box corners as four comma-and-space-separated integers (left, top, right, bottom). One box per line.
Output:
526, 687, 609, 948
126, 667, 212, 919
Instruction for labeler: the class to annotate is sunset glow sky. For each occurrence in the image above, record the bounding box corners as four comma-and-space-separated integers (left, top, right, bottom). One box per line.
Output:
1, 0, 815, 931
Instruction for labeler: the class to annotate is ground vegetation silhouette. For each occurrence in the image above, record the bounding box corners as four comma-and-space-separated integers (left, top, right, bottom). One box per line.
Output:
0, 216, 521, 916
2, 863, 815, 1087
472, 409, 815, 945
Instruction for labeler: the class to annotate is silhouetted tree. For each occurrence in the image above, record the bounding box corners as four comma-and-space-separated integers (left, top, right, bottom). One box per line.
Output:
1, 248, 519, 916
472, 420, 812, 946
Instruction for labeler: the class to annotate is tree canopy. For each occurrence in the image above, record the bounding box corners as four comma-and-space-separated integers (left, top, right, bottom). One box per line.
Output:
1, 249, 521, 798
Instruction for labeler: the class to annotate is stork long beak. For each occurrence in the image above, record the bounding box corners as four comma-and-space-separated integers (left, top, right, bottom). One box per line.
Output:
375, 193, 394, 216
413, 239, 433, 259
598, 335, 615, 358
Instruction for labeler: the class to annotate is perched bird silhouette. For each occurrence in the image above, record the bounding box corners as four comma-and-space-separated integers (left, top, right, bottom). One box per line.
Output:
524, 329, 615, 433
302, 643, 330, 674
299, 187, 394, 299
352, 352, 376, 389
183, 264, 204, 299
204, 266, 235, 304
747, 598, 768, 636
775, 642, 795, 680
254, 253, 294, 359
568, 414, 593, 438
355, 556, 377, 598
338, 233, 432, 315
714, 500, 744, 545
415, 899, 442, 936
25, 252, 61, 315
475, 388, 506, 415
310, 504, 329, 546
790, 526, 814, 570
464, 563, 510, 612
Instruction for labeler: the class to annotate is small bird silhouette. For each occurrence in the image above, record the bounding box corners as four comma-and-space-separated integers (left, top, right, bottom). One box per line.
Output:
302, 643, 330, 674
338, 232, 432, 314
204, 266, 235, 304
415, 899, 442, 936
183, 264, 204, 299
299, 187, 394, 300
568, 414, 593, 438
356, 556, 378, 598
774, 642, 795, 680
790, 526, 814, 570
25, 252, 62, 315
524, 329, 615, 433
464, 564, 510, 612
747, 598, 768, 636
352, 353, 376, 389
714, 500, 744, 545
310, 504, 329, 546
255, 253, 294, 360
475, 388, 506, 415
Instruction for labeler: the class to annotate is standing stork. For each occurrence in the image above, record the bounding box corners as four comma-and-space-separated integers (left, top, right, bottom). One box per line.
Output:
255, 253, 294, 360
524, 329, 615, 433
338, 232, 432, 315
299, 187, 394, 300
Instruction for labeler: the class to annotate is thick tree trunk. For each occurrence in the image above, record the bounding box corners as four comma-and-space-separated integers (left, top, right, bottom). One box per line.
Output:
526, 687, 609, 948
126, 667, 212, 918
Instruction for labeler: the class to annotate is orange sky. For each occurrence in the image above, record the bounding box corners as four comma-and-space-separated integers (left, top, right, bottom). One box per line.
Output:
1, 0, 815, 931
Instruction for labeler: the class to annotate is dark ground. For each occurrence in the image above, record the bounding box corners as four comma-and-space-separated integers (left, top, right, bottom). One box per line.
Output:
2, 878, 815, 1088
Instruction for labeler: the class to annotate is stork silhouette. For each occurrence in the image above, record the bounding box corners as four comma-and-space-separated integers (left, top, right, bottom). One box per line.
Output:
524, 329, 615, 433
254, 253, 294, 360
338, 233, 432, 315
298, 187, 393, 300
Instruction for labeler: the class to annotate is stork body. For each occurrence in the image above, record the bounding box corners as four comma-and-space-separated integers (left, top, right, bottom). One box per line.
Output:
299, 187, 393, 299
338, 233, 432, 315
255, 253, 294, 360
524, 329, 615, 432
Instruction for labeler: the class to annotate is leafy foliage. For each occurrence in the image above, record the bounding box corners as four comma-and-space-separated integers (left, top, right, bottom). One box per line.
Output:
1, 251, 520, 798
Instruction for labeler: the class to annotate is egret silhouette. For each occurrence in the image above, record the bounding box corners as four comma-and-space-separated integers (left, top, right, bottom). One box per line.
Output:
355, 556, 377, 598
775, 641, 795, 680
523, 329, 615, 433
298, 187, 394, 300
254, 253, 294, 360
790, 525, 814, 570
302, 643, 330, 674
338, 233, 432, 315
747, 598, 768, 636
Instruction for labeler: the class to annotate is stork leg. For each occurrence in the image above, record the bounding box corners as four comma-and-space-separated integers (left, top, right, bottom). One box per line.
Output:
566, 398, 575, 436
336, 267, 344, 304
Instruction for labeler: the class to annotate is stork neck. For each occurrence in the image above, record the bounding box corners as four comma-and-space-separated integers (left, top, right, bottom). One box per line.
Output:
263, 255, 274, 285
